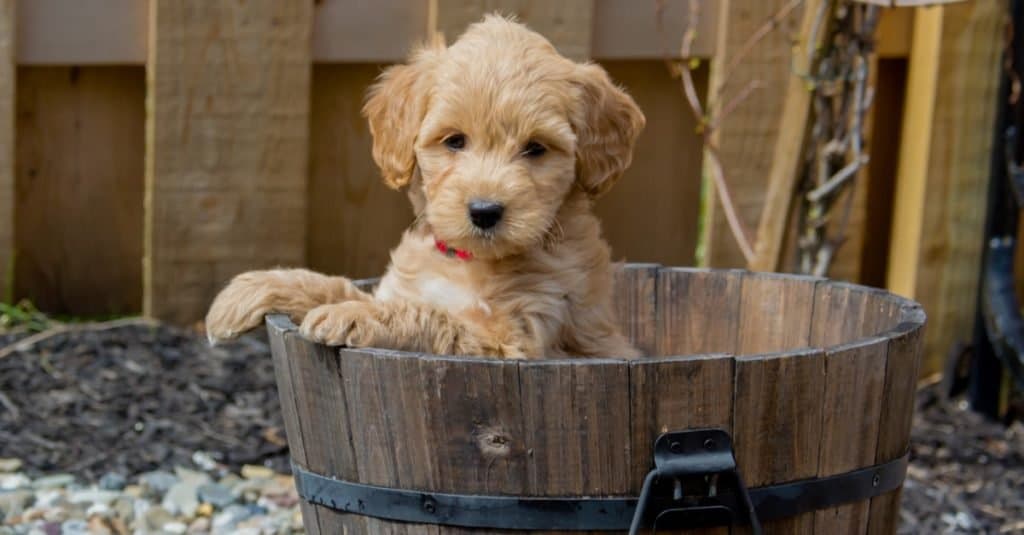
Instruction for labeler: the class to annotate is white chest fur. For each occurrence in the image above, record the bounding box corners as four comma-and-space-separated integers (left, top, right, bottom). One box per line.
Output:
376, 273, 490, 315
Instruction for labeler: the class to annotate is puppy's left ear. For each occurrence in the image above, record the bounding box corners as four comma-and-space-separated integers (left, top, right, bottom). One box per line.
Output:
571, 64, 646, 198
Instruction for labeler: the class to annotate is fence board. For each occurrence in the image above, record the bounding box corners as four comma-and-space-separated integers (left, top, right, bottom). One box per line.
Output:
434, 0, 593, 60
703, 0, 804, 269
145, 0, 312, 324
595, 61, 705, 267
0, 0, 12, 301
886, 0, 1005, 376
308, 64, 414, 280
15, 67, 144, 314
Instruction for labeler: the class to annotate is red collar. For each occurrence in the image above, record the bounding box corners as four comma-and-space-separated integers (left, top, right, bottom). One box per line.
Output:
435, 239, 473, 260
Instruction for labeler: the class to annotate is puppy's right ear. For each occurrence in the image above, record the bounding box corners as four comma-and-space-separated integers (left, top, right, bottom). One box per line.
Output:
363, 44, 440, 190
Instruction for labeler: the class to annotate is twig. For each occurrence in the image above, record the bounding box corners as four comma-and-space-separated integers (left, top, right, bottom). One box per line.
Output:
718, 0, 805, 97
706, 145, 756, 263
806, 155, 869, 202
0, 390, 20, 420
710, 80, 764, 131
0, 317, 159, 359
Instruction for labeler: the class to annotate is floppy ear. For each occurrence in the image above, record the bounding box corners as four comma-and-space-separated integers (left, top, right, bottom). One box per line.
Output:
571, 64, 646, 198
362, 46, 439, 190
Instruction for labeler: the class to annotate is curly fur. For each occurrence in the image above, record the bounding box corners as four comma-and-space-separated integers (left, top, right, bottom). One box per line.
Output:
205, 15, 645, 359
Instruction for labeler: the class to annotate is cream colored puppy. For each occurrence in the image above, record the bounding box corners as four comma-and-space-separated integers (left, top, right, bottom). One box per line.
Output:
205, 15, 645, 359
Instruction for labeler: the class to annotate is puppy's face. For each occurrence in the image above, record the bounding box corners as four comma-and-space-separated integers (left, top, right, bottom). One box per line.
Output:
364, 16, 645, 259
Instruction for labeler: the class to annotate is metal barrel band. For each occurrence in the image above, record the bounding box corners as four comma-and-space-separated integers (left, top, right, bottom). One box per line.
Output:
292, 431, 909, 531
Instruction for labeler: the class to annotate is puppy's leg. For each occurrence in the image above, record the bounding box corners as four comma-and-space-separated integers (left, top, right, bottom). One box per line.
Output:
299, 300, 533, 358
205, 268, 370, 345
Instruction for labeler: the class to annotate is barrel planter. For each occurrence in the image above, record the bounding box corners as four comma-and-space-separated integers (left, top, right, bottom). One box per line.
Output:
265, 266, 925, 534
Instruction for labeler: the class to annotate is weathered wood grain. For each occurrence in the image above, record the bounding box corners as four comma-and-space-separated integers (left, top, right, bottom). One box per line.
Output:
612, 263, 659, 354
287, 336, 367, 533
0, 0, 13, 301
704, 0, 805, 269
15, 66, 144, 314
750, 0, 826, 272
867, 305, 926, 535
519, 359, 632, 497
733, 349, 826, 534
886, 0, 1004, 376
810, 282, 896, 346
420, 356, 527, 495
630, 355, 734, 535
737, 273, 820, 354
145, 0, 312, 324
813, 338, 888, 534
657, 268, 743, 355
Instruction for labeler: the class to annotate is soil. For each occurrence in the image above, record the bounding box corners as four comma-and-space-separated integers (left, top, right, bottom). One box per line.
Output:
0, 323, 290, 480
1, 322, 1022, 533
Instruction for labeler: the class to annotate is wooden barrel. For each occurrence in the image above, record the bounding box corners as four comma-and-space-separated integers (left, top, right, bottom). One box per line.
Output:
265, 266, 925, 534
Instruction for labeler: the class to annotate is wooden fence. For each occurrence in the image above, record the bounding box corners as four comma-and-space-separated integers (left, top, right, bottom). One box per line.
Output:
0, 0, 1007, 376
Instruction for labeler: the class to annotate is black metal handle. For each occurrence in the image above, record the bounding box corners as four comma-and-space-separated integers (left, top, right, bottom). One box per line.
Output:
628, 429, 762, 535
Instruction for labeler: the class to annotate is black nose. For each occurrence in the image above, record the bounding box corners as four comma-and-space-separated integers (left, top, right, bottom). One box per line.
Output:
468, 200, 504, 229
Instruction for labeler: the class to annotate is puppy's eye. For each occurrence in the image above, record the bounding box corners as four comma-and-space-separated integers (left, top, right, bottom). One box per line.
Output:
443, 134, 466, 151
522, 141, 547, 158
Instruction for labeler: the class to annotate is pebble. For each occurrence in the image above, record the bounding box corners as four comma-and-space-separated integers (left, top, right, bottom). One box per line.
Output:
0, 462, 305, 534
0, 459, 23, 473
239, 465, 274, 481
138, 471, 178, 496
0, 490, 33, 517
211, 504, 251, 532
31, 475, 74, 490
67, 490, 120, 506
57, 520, 87, 535
97, 473, 126, 492
143, 506, 174, 531
196, 484, 234, 509
190, 452, 219, 473
161, 481, 199, 517
0, 474, 31, 490
187, 517, 210, 534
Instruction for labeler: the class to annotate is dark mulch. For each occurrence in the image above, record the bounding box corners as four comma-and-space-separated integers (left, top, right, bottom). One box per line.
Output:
1, 323, 1023, 533
901, 386, 1024, 534
0, 323, 289, 480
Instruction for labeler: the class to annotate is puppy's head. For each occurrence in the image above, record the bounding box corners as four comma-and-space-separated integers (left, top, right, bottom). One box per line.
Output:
363, 15, 645, 259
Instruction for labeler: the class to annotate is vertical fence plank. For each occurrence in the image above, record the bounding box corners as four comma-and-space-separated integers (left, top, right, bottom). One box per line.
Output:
0, 0, 12, 301
886, 0, 1005, 376
308, 64, 414, 280
703, 0, 804, 269
145, 0, 312, 324
15, 67, 144, 314
432, 0, 593, 60
594, 61, 705, 268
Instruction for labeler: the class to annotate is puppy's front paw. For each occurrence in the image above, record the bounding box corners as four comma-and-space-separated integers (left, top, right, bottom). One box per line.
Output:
205, 271, 288, 345
299, 301, 386, 347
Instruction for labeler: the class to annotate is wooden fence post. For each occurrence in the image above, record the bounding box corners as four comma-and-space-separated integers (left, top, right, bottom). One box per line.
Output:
886, 0, 1005, 377
144, 1, 313, 324
702, 0, 804, 269
0, 0, 13, 301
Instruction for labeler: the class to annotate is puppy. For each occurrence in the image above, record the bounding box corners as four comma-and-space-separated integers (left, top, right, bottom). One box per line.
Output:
205, 15, 645, 359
